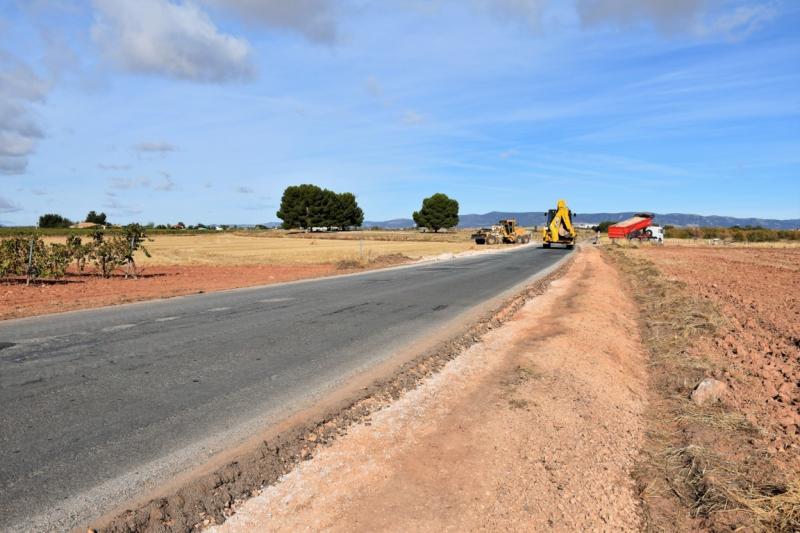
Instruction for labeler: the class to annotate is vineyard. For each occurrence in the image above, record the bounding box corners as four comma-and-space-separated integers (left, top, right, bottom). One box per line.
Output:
0, 224, 150, 282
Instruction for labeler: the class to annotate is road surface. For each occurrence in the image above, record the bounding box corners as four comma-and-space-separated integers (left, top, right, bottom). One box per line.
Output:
0, 245, 571, 531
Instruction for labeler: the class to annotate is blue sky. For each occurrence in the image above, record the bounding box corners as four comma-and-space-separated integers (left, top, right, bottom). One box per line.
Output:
1, 0, 798, 225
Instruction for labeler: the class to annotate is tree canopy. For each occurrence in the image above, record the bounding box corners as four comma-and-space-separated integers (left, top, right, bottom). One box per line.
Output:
412, 193, 459, 232
85, 211, 107, 225
38, 213, 73, 228
276, 184, 364, 229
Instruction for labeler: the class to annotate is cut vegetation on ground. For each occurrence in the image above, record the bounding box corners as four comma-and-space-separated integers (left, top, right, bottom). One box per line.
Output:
608, 245, 799, 532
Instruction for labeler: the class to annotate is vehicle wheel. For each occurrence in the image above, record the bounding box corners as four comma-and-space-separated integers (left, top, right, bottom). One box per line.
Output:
487, 235, 497, 245
516, 236, 524, 244
543, 242, 551, 248
567, 244, 574, 249
475, 238, 485, 245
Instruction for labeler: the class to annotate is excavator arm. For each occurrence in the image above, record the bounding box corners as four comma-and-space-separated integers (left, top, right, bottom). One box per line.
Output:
548, 200, 576, 241
542, 199, 576, 248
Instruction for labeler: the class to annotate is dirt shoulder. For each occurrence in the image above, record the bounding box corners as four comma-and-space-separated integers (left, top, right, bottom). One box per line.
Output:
206, 247, 647, 532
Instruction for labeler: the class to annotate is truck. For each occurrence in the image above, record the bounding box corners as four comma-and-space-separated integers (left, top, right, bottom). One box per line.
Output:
472, 219, 531, 245
542, 199, 576, 248
608, 213, 664, 243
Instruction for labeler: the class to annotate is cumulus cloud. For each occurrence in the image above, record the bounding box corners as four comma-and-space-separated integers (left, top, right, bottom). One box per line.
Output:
0, 51, 49, 175
91, 0, 254, 82
576, 0, 777, 38
0, 196, 22, 213
134, 141, 177, 153
201, 0, 340, 44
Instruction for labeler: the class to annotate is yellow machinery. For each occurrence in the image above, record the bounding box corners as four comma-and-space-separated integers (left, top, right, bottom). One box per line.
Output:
472, 219, 531, 245
542, 199, 576, 249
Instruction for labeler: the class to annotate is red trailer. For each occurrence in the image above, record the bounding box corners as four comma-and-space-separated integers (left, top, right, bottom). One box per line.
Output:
608, 213, 655, 239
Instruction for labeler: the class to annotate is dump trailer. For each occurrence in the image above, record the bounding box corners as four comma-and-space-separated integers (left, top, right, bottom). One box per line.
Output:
542, 199, 576, 248
608, 213, 663, 241
472, 219, 531, 245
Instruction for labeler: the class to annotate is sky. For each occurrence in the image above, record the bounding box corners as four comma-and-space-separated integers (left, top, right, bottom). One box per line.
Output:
0, 0, 798, 225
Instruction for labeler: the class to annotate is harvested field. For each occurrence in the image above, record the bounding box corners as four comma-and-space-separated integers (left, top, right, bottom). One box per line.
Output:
130, 233, 482, 266
610, 244, 800, 532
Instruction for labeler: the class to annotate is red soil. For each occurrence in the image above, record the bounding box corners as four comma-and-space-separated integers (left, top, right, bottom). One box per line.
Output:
1, 265, 343, 321
638, 246, 800, 460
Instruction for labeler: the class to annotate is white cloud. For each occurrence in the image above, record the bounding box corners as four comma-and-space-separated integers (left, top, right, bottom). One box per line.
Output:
0, 196, 22, 213
110, 176, 151, 189
202, 0, 340, 44
0, 51, 49, 175
694, 3, 778, 39
98, 163, 132, 170
103, 197, 142, 215
134, 141, 177, 153
475, 0, 549, 31
235, 185, 254, 193
91, 0, 254, 82
576, 0, 778, 38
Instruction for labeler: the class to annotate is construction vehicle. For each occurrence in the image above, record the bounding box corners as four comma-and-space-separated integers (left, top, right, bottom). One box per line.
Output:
542, 199, 576, 248
608, 213, 664, 243
472, 219, 531, 245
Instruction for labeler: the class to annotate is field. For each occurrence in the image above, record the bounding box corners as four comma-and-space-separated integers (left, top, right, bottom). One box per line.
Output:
3, 231, 499, 320
136, 232, 482, 266
612, 245, 800, 531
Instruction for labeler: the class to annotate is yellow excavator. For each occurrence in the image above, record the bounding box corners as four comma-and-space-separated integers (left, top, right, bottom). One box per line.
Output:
542, 199, 576, 249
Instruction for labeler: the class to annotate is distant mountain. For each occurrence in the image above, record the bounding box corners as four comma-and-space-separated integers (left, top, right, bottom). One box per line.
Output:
365, 212, 800, 230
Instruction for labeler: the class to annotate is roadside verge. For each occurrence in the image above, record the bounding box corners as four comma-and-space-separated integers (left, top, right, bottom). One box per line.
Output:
93, 246, 569, 532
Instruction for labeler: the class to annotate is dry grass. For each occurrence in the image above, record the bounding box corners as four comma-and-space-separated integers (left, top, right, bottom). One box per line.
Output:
605, 247, 798, 532
133, 232, 486, 266
605, 237, 800, 249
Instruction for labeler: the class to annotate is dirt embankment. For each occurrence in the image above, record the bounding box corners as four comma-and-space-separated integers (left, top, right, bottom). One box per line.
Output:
208, 247, 647, 532
614, 245, 799, 532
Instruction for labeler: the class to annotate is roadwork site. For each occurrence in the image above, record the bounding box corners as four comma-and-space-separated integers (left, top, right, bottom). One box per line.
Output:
210, 247, 646, 532
2, 239, 798, 532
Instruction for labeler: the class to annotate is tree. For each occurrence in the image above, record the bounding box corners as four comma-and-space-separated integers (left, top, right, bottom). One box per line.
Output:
276, 184, 321, 229
595, 221, 614, 233
276, 184, 364, 229
39, 213, 73, 228
412, 193, 459, 232
336, 192, 364, 229
85, 211, 107, 225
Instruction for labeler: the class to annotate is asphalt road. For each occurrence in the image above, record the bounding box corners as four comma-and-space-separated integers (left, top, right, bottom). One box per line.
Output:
0, 245, 571, 531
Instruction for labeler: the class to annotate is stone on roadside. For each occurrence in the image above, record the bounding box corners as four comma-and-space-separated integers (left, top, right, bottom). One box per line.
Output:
691, 378, 728, 406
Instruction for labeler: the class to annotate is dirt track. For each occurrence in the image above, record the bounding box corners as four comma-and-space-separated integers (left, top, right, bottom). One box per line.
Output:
212, 247, 647, 531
